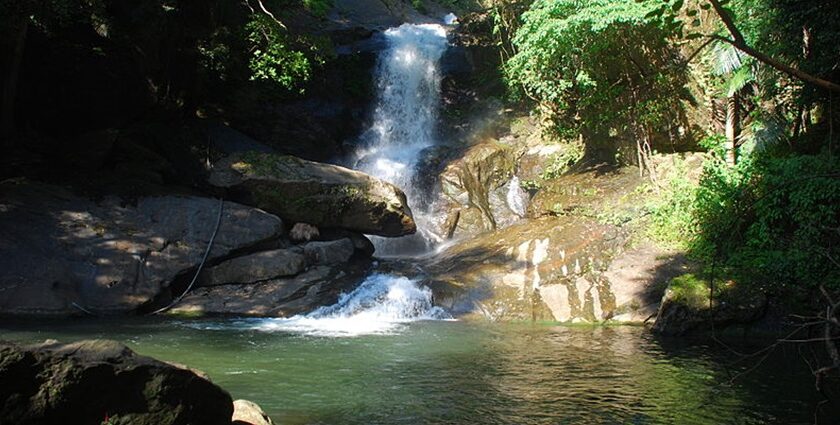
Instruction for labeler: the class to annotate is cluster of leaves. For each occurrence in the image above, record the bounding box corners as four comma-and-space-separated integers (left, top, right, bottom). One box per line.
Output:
694, 152, 840, 291
645, 158, 699, 249
245, 13, 327, 92
302, 0, 333, 17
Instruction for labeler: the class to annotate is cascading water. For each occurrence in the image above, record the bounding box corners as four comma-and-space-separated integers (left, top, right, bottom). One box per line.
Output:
506, 175, 528, 218
191, 274, 450, 337
208, 22, 457, 338
352, 23, 450, 256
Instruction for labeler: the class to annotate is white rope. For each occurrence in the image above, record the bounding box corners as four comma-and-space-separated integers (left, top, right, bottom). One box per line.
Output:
150, 198, 224, 315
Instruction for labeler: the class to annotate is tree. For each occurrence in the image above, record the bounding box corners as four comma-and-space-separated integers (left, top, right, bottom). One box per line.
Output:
505, 0, 688, 174
656, 0, 840, 94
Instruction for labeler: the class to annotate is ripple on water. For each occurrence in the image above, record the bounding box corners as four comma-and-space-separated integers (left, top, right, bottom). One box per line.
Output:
0, 319, 832, 424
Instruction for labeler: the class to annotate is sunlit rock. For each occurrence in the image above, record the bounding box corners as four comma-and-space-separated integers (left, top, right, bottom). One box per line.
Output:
209, 152, 416, 237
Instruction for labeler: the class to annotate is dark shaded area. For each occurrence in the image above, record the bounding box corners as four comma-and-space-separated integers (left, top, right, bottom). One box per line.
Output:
0, 339, 233, 425
0, 0, 382, 199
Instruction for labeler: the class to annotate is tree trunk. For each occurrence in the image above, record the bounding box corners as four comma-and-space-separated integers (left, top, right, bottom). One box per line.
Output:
725, 93, 739, 166
1, 19, 28, 146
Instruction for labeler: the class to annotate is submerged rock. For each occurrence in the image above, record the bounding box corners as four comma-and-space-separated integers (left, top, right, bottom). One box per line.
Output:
0, 181, 283, 316
0, 339, 233, 425
209, 152, 416, 237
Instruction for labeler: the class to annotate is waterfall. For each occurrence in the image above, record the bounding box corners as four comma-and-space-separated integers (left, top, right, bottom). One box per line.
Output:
506, 176, 528, 218
352, 23, 450, 257
192, 274, 450, 337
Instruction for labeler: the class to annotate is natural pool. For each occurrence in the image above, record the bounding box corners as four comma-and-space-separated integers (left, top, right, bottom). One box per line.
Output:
0, 318, 834, 424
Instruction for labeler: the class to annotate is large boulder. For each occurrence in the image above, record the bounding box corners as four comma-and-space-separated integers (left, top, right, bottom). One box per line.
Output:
208, 152, 416, 237
0, 181, 284, 316
0, 339, 233, 425
652, 274, 768, 335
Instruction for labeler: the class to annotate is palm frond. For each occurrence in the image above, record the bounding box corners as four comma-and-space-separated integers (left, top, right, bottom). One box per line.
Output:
724, 66, 755, 97
711, 42, 744, 76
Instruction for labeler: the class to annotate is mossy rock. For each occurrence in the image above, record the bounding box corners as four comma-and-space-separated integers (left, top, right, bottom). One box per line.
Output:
209, 151, 416, 237
652, 273, 768, 335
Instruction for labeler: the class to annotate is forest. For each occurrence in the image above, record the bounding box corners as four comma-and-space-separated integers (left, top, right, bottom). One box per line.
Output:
1, 0, 840, 424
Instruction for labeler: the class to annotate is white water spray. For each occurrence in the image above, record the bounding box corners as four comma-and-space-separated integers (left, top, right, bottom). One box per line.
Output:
506, 175, 528, 218
353, 24, 449, 256
190, 274, 450, 337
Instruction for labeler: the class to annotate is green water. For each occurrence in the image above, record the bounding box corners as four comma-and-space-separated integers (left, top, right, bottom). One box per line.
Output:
0, 318, 833, 424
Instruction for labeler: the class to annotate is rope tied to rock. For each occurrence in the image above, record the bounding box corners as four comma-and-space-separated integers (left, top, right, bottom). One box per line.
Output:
149, 197, 224, 315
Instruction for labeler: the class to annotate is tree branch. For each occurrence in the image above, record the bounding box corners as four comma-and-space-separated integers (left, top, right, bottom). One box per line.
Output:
246, 0, 287, 30
704, 0, 840, 93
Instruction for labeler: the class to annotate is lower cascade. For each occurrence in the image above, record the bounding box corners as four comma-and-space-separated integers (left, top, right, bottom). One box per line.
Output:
200, 274, 450, 337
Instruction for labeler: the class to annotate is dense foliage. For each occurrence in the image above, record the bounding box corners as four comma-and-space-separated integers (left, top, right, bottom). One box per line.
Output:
0, 0, 328, 140
504, 0, 840, 293
504, 0, 689, 167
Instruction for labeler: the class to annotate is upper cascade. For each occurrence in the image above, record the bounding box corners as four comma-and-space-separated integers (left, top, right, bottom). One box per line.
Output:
351, 23, 450, 256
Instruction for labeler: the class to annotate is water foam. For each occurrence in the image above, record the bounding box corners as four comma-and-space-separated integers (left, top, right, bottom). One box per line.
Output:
189, 274, 450, 337
352, 24, 450, 256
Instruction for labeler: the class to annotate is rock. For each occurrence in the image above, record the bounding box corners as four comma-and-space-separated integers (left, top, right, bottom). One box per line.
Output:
426, 215, 627, 322
290, 222, 320, 242
171, 263, 370, 317
343, 232, 376, 258
0, 182, 284, 316
68, 129, 118, 172
517, 143, 572, 182
652, 274, 768, 335
206, 122, 274, 155
0, 339, 233, 425
202, 249, 307, 286
425, 165, 666, 323
232, 399, 274, 425
602, 244, 692, 323
528, 165, 643, 218
438, 140, 519, 237
313, 228, 376, 258
209, 152, 416, 237
302, 238, 355, 265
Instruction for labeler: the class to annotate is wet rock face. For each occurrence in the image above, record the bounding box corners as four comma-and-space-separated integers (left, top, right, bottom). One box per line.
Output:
427, 215, 629, 322
425, 165, 670, 324
0, 182, 284, 316
209, 152, 416, 237
0, 339, 233, 425
437, 141, 522, 238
